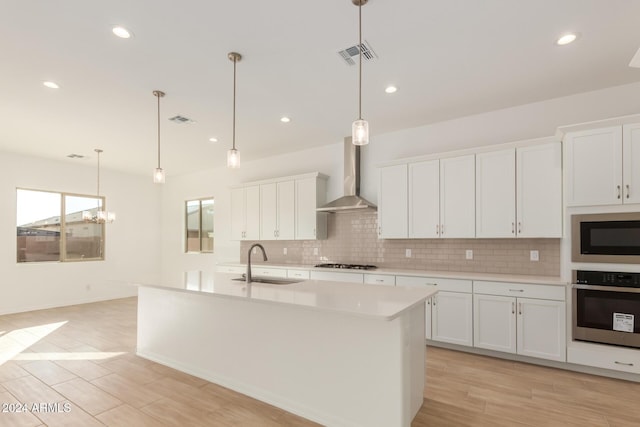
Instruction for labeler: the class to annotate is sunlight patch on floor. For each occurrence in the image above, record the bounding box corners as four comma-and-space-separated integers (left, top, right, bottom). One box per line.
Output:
0, 321, 67, 365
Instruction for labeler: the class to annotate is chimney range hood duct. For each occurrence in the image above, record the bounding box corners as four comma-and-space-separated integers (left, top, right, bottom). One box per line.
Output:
317, 137, 377, 212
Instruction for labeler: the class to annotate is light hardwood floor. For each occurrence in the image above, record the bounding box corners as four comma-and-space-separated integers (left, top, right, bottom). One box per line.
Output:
0, 297, 639, 426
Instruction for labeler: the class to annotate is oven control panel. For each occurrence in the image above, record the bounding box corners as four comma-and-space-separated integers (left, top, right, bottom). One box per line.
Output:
574, 270, 640, 287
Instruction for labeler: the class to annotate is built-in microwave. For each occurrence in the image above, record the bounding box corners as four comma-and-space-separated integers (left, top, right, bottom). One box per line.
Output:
572, 212, 640, 263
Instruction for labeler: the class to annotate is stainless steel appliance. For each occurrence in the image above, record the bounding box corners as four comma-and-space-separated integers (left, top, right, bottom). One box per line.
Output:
314, 263, 377, 270
572, 270, 640, 348
572, 212, 640, 263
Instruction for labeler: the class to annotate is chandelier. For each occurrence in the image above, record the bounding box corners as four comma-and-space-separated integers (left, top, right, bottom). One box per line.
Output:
83, 148, 116, 223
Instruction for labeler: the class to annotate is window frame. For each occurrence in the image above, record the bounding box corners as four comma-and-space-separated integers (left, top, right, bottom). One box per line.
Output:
184, 197, 214, 254
16, 187, 106, 263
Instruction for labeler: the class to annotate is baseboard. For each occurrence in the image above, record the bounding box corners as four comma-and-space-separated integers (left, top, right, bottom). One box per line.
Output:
0, 289, 138, 315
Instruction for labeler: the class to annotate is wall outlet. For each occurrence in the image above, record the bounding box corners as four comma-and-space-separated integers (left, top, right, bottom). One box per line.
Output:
313, 248, 319, 256
283, 248, 287, 255
465, 250, 473, 260
86, 284, 91, 291
405, 249, 412, 258
530, 250, 539, 261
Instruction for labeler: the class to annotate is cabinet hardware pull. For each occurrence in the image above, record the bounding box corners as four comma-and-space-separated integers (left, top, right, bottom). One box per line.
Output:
626, 184, 630, 199
378, 227, 381, 235
518, 222, 522, 234
511, 222, 515, 234
436, 224, 439, 235
375, 279, 384, 282
433, 297, 437, 306
614, 361, 634, 366
427, 299, 431, 305
509, 289, 524, 292
617, 185, 621, 199
441, 224, 444, 235
518, 303, 522, 315
512, 302, 515, 314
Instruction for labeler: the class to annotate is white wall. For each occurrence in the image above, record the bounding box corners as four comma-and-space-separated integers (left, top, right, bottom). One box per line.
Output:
160, 81, 640, 281
0, 151, 161, 314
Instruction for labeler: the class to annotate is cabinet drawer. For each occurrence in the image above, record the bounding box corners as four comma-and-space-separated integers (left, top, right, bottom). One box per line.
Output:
396, 276, 438, 287
430, 277, 472, 293
310, 271, 364, 283
568, 345, 640, 375
364, 274, 396, 286
216, 265, 245, 274
474, 281, 565, 301
287, 269, 310, 279
251, 267, 288, 278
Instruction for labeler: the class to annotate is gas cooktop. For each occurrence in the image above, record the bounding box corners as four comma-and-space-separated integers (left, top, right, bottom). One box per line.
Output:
314, 263, 377, 270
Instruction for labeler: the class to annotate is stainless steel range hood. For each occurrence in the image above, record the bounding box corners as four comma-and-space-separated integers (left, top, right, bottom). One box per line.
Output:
317, 137, 377, 212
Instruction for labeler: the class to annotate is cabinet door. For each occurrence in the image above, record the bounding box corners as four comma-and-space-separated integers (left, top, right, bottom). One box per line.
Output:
623, 123, 640, 204
517, 142, 562, 237
476, 149, 516, 238
260, 183, 278, 240
409, 160, 440, 238
378, 164, 408, 238
244, 185, 261, 240
473, 294, 517, 354
277, 181, 295, 240
230, 187, 245, 240
295, 177, 318, 239
425, 297, 433, 340
440, 155, 475, 238
565, 126, 622, 206
431, 291, 473, 346
516, 298, 566, 362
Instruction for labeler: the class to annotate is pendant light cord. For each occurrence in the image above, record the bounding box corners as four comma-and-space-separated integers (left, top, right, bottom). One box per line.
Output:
157, 93, 161, 168
232, 57, 237, 151
358, 1, 362, 121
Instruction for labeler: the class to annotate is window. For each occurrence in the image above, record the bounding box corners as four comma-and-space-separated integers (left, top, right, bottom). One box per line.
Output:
17, 188, 105, 263
185, 198, 214, 253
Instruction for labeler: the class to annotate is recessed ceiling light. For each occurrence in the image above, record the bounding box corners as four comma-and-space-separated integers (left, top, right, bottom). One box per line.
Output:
385, 86, 397, 94
280, 116, 291, 123
556, 33, 577, 46
112, 26, 132, 39
43, 81, 59, 89
209, 137, 218, 143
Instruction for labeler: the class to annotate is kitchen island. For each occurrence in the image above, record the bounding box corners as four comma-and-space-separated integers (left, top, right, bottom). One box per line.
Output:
136, 273, 436, 427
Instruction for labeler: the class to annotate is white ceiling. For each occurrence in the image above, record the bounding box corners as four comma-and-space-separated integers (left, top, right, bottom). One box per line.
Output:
2, 0, 640, 176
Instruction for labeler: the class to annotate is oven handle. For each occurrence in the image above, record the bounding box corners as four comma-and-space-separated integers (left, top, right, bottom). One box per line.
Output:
572, 284, 640, 294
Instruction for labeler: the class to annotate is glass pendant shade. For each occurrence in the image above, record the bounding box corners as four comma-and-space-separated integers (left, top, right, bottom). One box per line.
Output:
227, 148, 240, 168
352, 119, 369, 146
153, 167, 165, 184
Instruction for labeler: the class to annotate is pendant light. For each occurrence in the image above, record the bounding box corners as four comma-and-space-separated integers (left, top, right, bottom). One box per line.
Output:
227, 52, 242, 168
352, 0, 369, 146
83, 149, 116, 223
153, 90, 166, 183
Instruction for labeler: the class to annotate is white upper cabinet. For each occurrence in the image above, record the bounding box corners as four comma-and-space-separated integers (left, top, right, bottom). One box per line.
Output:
476, 142, 561, 238
440, 155, 475, 238
565, 126, 623, 206
232, 173, 327, 241
231, 185, 260, 240
295, 177, 327, 240
623, 123, 640, 204
409, 160, 440, 238
516, 142, 562, 237
260, 181, 295, 240
476, 149, 516, 238
378, 164, 408, 238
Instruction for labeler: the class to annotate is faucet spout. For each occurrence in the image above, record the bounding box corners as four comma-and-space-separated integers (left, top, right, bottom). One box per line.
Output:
247, 243, 268, 283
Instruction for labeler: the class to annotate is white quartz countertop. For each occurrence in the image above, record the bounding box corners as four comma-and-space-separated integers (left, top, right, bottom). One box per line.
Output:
134, 273, 436, 321
218, 262, 568, 286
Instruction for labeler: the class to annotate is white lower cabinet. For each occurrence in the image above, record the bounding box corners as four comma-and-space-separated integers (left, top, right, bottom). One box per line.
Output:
309, 270, 364, 283
396, 275, 438, 340
473, 281, 566, 362
364, 274, 395, 286
568, 343, 640, 375
432, 291, 474, 346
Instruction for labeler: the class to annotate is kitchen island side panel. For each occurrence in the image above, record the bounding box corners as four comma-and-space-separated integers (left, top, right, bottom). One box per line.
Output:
137, 285, 426, 427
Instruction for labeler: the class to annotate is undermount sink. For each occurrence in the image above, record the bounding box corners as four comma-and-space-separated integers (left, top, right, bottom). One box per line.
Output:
232, 276, 302, 285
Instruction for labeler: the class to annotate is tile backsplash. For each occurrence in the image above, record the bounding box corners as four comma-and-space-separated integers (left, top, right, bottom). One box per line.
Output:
240, 211, 560, 276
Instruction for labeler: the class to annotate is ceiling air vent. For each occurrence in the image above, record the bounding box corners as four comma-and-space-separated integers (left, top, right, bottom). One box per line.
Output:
168, 115, 195, 124
338, 40, 377, 66
66, 154, 85, 159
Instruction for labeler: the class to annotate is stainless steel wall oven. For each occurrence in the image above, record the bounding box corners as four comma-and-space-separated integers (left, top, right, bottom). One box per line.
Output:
572, 270, 640, 349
